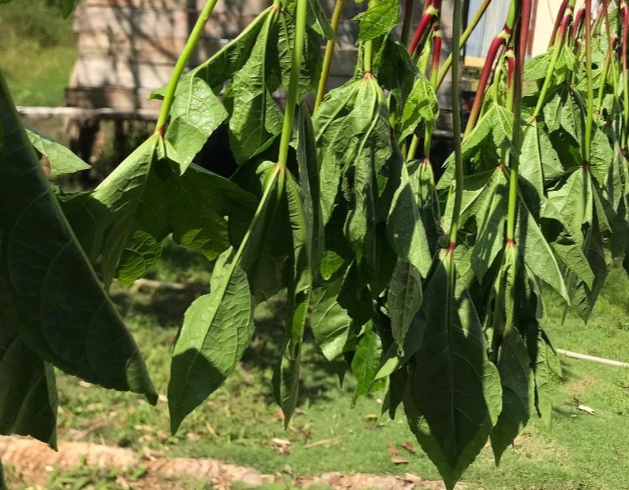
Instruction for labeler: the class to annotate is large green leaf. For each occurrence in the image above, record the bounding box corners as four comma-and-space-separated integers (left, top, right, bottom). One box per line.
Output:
404, 252, 502, 489
351, 321, 385, 400
520, 122, 564, 198
399, 75, 439, 141
0, 325, 57, 448
168, 261, 253, 433
310, 277, 352, 361
0, 72, 156, 401
532, 330, 562, 430
26, 126, 91, 176
165, 77, 228, 174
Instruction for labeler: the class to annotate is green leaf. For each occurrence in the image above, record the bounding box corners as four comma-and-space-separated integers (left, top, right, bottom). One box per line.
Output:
489, 248, 532, 464
167, 163, 258, 261
0, 72, 156, 401
273, 172, 312, 426
314, 80, 362, 223
399, 75, 439, 141
517, 197, 570, 302
387, 259, 422, 353
224, 13, 284, 165
165, 77, 228, 174
0, 326, 57, 449
117, 230, 162, 287
470, 170, 508, 283
532, 331, 562, 430
351, 322, 384, 400
25, 126, 91, 176
404, 252, 502, 490
520, 122, 564, 199
278, 13, 323, 97
355, 0, 400, 42
168, 261, 253, 433
387, 163, 432, 276
310, 277, 352, 361
306, 0, 336, 40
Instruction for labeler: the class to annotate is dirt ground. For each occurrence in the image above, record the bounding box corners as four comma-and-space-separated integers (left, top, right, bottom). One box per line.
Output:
0, 436, 473, 490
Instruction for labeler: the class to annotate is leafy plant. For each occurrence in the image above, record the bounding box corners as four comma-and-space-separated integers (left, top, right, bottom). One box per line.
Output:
1, 0, 628, 488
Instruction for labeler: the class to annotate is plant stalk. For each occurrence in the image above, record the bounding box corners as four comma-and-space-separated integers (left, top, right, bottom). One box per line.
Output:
583, 0, 594, 166
401, 0, 416, 46
155, 0, 220, 136
408, 0, 441, 56
314, 0, 346, 111
447, 0, 464, 250
621, 1, 629, 153
464, 0, 517, 138
549, 0, 570, 48
435, 0, 493, 90
277, 0, 308, 170
506, 0, 531, 244
532, 0, 576, 119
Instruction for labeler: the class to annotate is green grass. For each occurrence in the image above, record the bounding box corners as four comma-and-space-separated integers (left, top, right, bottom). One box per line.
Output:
6, 244, 629, 490
0, 0, 76, 106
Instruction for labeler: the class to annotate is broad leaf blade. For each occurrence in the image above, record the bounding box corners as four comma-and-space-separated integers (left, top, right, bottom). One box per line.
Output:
0, 325, 57, 449
168, 262, 253, 433
355, 0, 400, 42
0, 73, 156, 401
387, 258, 422, 352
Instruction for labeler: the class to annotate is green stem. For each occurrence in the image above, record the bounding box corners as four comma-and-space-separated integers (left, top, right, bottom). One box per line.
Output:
314, 0, 346, 112
364, 39, 374, 74
506, 0, 531, 244
448, 0, 464, 249
435, 0, 493, 90
277, 0, 308, 170
155, 0, 220, 136
583, 0, 594, 165
532, 0, 576, 119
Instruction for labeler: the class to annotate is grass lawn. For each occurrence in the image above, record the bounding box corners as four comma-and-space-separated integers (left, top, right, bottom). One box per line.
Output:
0, 0, 76, 106
6, 241, 629, 490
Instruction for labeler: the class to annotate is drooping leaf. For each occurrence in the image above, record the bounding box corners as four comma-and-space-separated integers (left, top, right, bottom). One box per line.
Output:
404, 252, 502, 489
0, 72, 156, 401
351, 321, 385, 400
306, 0, 336, 40
399, 74, 440, 141
310, 277, 352, 361
117, 230, 162, 287
488, 247, 532, 464
387, 162, 432, 276
0, 325, 57, 449
355, 0, 400, 42
25, 126, 91, 176
165, 77, 228, 174
520, 122, 564, 199
168, 261, 253, 433
224, 13, 284, 165
532, 330, 562, 430
387, 258, 422, 353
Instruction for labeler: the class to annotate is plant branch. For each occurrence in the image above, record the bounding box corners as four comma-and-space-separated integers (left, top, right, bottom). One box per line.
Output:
155, 0, 220, 136
401, 0, 416, 47
277, 0, 308, 170
447, 0, 464, 249
583, 0, 594, 166
314, 0, 346, 111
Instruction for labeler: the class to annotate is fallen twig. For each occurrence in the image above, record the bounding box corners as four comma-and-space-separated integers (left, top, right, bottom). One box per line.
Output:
303, 435, 347, 449
557, 349, 629, 368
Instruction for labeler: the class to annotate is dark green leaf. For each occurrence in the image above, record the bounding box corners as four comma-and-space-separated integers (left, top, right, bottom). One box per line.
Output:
399, 75, 439, 141
0, 72, 156, 401
351, 321, 384, 400
0, 325, 57, 448
117, 230, 162, 287
310, 277, 352, 361
387, 259, 422, 352
533, 331, 562, 429
405, 252, 502, 489
306, 0, 336, 40
26, 126, 91, 176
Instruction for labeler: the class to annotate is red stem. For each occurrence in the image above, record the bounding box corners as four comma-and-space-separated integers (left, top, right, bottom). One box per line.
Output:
550, 0, 570, 47
571, 8, 586, 40
408, 0, 442, 56
465, 30, 510, 135
506, 52, 515, 90
430, 25, 442, 76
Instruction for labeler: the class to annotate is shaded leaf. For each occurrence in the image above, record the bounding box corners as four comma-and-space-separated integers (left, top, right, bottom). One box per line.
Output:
387, 259, 422, 353
0, 73, 156, 401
